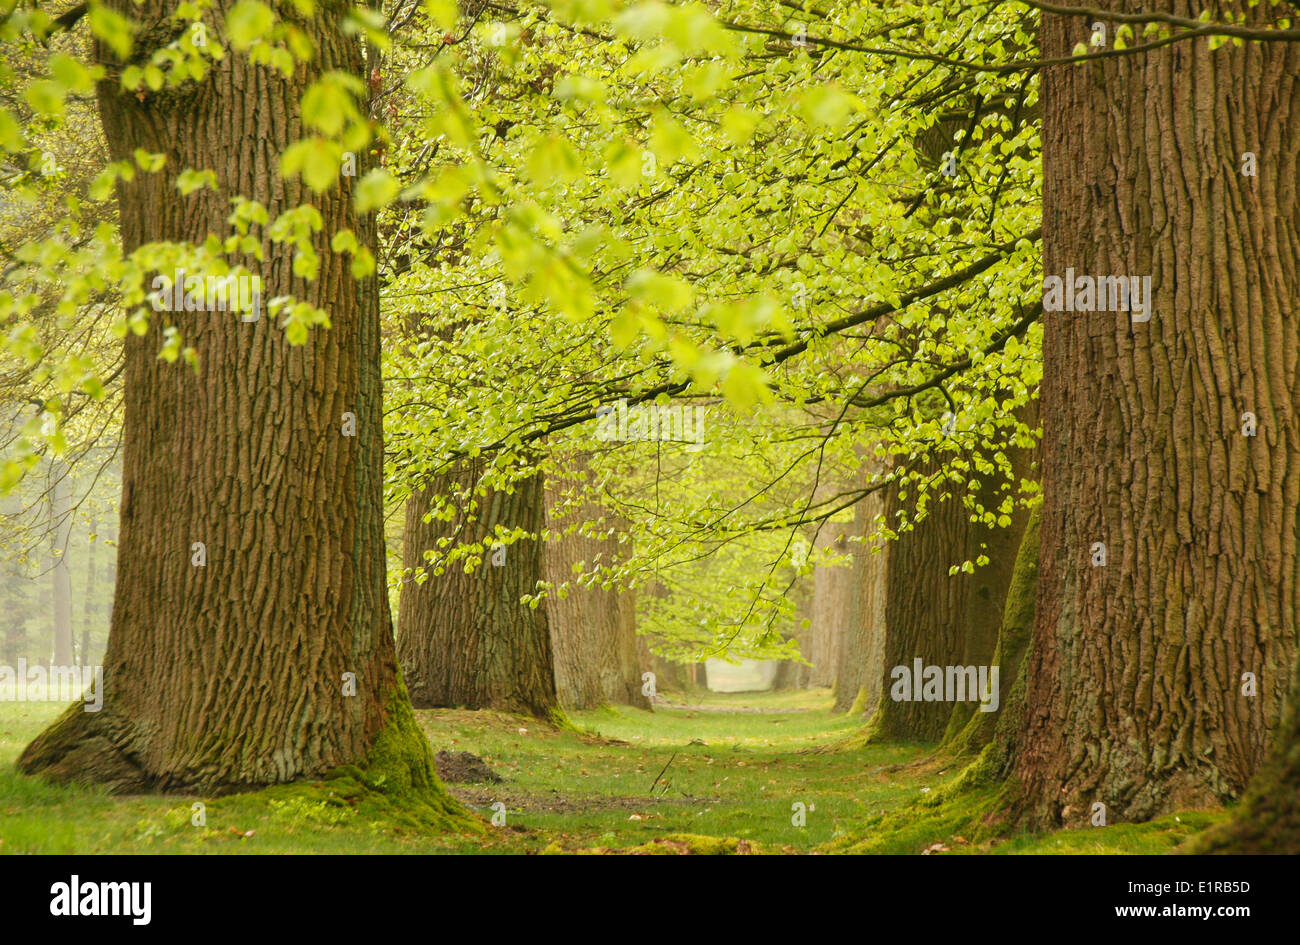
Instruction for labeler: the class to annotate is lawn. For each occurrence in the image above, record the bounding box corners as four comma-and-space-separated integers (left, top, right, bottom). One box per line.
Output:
0, 691, 1227, 854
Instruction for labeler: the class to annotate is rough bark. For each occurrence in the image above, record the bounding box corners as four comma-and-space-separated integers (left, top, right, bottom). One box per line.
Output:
868, 479, 974, 741
1017, 4, 1300, 827
396, 460, 557, 717
1188, 648, 1300, 853
543, 473, 648, 710
942, 425, 1038, 741
20, 1, 453, 803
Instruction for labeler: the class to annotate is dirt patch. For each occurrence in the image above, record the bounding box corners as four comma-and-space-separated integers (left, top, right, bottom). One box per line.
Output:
435, 751, 504, 784
449, 786, 715, 813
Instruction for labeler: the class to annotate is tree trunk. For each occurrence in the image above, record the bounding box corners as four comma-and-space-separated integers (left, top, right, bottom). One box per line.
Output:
833, 481, 886, 714
79, 526, 97, 666
396, 459, 557, 717
867, 475, 973, 741
1189, 646, 1300, 853
945, 507, 1041, 759
808, 530, 852, 688
48, 459, 73, 667
20, 1, 453, 804
942, 428, 1037, 741
543, 472, 648, 710
1016, 6, 1300, 827
649, 651, 685, 695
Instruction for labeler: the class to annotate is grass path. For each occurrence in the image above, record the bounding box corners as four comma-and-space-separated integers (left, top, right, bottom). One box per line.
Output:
0, 691, 1224, 853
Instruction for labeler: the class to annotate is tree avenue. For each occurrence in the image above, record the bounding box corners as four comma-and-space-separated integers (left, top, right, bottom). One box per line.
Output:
0, 0, 1297, 861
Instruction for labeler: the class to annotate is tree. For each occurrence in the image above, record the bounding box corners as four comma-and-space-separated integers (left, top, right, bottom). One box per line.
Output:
19, 0, 459, 807
866, 473, 975, 740
396, 458, 557, 717
807, 529, 852, 688
1015, 5, 1300, 827
832, 476, 886, 714
1189, 647, 1300, 853
544, 464, 649, 710
47, 457, 73, 666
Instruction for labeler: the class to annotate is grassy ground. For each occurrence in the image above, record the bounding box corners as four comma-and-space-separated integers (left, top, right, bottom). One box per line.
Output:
0, 690, 1228, 854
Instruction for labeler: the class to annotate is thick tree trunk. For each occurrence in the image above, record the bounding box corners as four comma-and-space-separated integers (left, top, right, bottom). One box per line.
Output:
942, 428, 1037, 741
543, 473, 648, 710
396, 460, 557, 717
20, 1, 452, 802
1017, 5, 1300, 827
868, 479, 973, 741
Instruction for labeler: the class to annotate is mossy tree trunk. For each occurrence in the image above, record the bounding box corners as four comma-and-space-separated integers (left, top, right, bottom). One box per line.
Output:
945, 507, 1041, 759
20, 0, 449, 797
1188, 648, 1300, 853
396, 459, 557, 718
1016, 4, 1300, 828
942, 424, 1037, 741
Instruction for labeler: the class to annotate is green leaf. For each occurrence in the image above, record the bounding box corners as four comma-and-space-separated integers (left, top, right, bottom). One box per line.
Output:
281, 137, 342, 192
88, 2, 134, 59
226, 0, 276, 50
354, 168, 400, 213
626, 269, 693, 314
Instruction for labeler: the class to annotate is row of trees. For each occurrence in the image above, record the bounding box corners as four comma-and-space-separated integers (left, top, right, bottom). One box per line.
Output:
0, 0, 1296, 849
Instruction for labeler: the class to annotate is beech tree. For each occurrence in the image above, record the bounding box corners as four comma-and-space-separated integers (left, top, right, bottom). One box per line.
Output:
17, 0, 462, 807
396, 459, 558, 717
544, 464, 648, 710
1015, 2, 1300, 827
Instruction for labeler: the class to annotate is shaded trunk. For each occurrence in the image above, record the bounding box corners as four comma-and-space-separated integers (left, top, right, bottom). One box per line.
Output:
1017, 5, 1300, 827
945, 507, 1041, 759
866, 466, 975, 741
543, 474, 648, 710
650, 651, 685, 695
808, 530, 852, 688
397, 460, 557, 717
20, 1, 449, 799
942, 426, 1037, 741
833, 480, 886, 714
1189, 647, 1300, 853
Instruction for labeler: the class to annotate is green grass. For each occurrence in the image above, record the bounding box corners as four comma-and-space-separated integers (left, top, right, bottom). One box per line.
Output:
0, 693, 1229, 854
